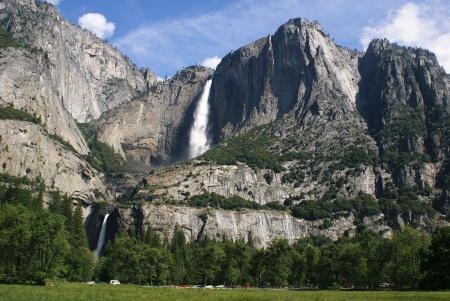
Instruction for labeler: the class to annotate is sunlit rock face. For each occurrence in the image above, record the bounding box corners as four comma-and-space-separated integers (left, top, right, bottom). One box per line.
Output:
209, 18, 360, 141
2, 1, 450, 245
92, 66, 214, 168
112, 203, 379, 249
0, 0, 155, 123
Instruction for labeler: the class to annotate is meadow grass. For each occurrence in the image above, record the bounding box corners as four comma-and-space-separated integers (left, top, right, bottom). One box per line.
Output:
0, 283, 449, 301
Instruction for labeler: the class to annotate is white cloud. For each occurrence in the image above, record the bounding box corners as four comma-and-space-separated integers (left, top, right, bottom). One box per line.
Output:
200, 56, 221, 69
78, 13, 115, 40
46, 0, 61, 5
361, 1, 450, 72
113, 0, 422, 77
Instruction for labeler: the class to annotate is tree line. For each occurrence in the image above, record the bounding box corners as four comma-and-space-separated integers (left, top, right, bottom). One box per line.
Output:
1, 181, 449, 289
95, 225, 450, 290
0, 183, 93, 284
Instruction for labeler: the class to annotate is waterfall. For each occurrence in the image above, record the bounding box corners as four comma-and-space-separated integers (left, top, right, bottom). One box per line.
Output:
94, 214, 109, 259
189, 79, 212, 158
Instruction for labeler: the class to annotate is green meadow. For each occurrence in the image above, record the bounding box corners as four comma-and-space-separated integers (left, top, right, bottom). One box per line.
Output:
0, 284, 449, 301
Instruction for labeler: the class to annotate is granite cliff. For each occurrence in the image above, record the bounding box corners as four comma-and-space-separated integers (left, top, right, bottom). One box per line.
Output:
91, 66, 214, 167
123, 19, 449, 245
0, 1, 449, 247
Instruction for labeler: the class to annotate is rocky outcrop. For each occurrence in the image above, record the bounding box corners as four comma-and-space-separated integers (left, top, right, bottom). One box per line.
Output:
137, 160, 378, 205
92, 66, 214, 167
109, 203, 390, 249
0, 47, 88, 154
0, 0, 155, 122
124, 18, 450, 243
1, 1, 449, 245
0, 0, 155, 198
0, 119, 108, 203
209, 18, 360, 141
358, 39, 450, 187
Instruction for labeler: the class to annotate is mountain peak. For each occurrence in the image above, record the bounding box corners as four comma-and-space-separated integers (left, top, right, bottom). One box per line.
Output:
280, 18, 323, 31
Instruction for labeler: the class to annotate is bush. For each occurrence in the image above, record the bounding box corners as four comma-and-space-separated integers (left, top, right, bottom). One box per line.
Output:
201, 126, 286, 172
0, 27, 19, 49
291, 192, 381, 222
77, 124, 130, 176
187, 191, 262, 210
0, 106, 41, 124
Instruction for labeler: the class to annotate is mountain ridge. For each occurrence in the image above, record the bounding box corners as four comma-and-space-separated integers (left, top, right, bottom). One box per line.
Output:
0, 2, 449, 246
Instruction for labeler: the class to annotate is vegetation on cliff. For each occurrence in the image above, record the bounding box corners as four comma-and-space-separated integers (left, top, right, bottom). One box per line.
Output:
78, 123, 130, 177
0, 27, 19, 48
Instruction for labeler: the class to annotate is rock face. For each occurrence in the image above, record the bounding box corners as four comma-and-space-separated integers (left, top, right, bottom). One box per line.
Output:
125, 19, 450, 244
209, 19, 360, 140
0, 0, 154, 123
0, 46, 110, 201
0, 120, 108, 203
136, 161, 377, 206
107, 203, 389, 249
0, 0, 153, 199
92, 66, 214, 167
358, 39, 450, 186
1, 1, 449, 247
0, 47, 88, 154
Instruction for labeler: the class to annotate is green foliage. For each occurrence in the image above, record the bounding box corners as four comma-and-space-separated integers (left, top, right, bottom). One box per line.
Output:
291, 199, 333, 220
379, 183, 435, 219
188, 191, 261, 210
262, 201, 286, 211
381, 105, 426, 139
378, 104, 430, 168
201, 127, 285, 172
0, 27, 19, 48
0, 181, 93, 284
291, 192, 380, 222
48, 133, 79, 155
381, 148, 431, 169
344, 147, 379, 167
420, 226, 450, 290
390, 227, 430, 289
0, 106, 41, 124
78, 124, 129, 176
1, 197, 447, 291
0, 176, 44, 211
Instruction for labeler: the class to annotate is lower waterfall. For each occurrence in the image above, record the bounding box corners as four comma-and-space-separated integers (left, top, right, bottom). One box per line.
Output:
94, 213, 109, 259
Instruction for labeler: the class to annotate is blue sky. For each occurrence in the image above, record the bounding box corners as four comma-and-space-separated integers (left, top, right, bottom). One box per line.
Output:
48, 0, 450, 78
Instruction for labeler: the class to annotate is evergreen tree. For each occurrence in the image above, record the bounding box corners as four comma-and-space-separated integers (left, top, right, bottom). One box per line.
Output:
0, 204, 31, 282
390, 227, 430, 289
65, 205, 94, 282
420, 226, 450, 290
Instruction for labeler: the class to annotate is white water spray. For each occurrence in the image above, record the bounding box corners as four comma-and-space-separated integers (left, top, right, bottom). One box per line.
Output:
94, 214, 109, 259
189, 79, 212, 158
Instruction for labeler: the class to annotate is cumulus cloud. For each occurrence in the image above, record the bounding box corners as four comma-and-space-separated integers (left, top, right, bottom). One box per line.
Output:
361, 1, 450, 72
78, 13, 115, 40
200, 56, 221, 69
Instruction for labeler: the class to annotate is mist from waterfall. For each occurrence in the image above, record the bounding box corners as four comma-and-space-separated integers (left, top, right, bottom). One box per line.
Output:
94, 214, 109, 259
189, 79, 212, 158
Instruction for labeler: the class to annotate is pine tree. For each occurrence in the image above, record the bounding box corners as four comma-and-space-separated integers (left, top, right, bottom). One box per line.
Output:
65, 205, 94, 281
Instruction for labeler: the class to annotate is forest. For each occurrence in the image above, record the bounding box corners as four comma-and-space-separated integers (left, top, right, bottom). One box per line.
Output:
1, 180, 449, 290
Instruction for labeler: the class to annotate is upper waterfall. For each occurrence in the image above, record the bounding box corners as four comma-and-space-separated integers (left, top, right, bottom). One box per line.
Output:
189, 79, 212, 158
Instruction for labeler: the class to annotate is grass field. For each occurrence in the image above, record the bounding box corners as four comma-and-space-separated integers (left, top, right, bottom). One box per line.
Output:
0, 283, 449, 301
